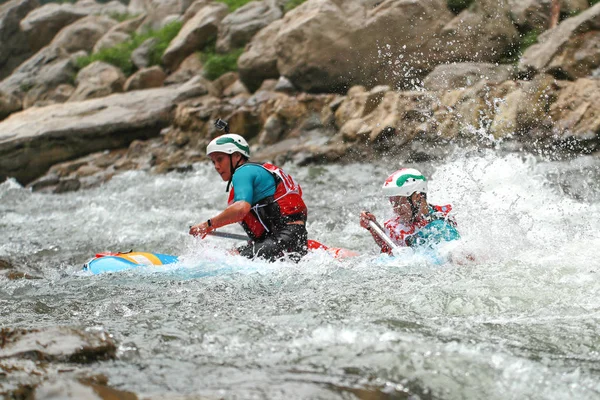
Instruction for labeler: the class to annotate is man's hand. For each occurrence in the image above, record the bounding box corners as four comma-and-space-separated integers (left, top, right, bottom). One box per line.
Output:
359, 211, 376, 230
189, 221, 213, 238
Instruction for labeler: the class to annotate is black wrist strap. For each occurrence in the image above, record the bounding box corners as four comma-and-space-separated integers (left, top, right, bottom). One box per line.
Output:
207, 219, 212, 227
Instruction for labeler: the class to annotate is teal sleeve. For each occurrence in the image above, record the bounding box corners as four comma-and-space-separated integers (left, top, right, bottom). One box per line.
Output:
232, 165, 276, 205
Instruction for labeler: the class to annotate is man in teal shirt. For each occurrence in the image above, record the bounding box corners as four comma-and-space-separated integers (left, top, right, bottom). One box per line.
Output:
189, 124, 308, 261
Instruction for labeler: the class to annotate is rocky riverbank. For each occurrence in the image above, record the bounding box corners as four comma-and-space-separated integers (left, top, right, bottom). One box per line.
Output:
1, 0, 599, 193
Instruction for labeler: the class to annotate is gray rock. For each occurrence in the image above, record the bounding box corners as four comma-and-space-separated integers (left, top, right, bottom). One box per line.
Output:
238, 19, 283, 92
163, 52, 203, 85
19, 3, 88, 52
69, 61, 125, 102
0, 0, 40, 80
520, 4, 600, 79
131, 37, 159, 69
0, 90, 22, 120
0, 77, 207, 185
430, 0, 519, 66
216, 0, 283, 53
0, 45, 75, 96
423, 62, 516, 91
93, 13, 147, 53
274, 75, 296, 93
508, 0, 589, 32
0, 326, 116, 362
123, 66, 167, 91
50, 15, 117, 54
129, 0, 190, 30
161, 2, 228, 72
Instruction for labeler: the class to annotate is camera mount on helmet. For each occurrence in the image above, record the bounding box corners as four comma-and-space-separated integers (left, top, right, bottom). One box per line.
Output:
214, 118, 230, 134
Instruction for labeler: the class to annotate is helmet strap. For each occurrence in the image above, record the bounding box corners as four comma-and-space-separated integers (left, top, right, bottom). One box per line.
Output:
407, 196, 418, 223
225, 154, 243, 192
408, 193, 427, 223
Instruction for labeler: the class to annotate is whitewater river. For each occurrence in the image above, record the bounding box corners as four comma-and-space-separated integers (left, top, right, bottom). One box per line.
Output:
1, 151, 600, 399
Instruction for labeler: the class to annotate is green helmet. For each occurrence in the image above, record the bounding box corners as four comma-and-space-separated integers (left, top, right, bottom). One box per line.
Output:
382, 168, 427, 197
206, 134, 250, 158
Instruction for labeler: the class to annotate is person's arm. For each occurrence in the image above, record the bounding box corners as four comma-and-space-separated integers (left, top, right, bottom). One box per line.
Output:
190, 166, 259, 238
360, 211, 392, 255
189, 200, 251, 238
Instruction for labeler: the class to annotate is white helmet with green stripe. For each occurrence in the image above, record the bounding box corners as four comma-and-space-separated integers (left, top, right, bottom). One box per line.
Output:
382, 168, 427, 197
206, 134, 250, 158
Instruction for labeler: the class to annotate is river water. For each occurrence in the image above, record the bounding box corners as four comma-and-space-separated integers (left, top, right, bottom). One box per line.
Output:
1, 150, 600, 399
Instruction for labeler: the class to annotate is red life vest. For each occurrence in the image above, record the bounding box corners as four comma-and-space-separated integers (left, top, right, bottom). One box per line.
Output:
227, 162, 307, 240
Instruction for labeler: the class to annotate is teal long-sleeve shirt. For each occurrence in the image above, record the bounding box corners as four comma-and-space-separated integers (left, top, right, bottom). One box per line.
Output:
231, 164, 276, 205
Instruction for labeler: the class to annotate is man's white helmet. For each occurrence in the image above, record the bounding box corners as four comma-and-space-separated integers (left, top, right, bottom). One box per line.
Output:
382, 168, 427, 197
206, 134, 250, 158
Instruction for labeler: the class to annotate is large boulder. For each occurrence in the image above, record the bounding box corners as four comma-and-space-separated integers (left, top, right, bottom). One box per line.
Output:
273, 0, 359, 92
334, 86, 438, 145
128, 0, 194, 30
19, 0, 126, 52
164, 52, 203, 85
242, 0, 454, 93
49, 15, 117, 54
123, 65, 167, 91
161, 2, 228, 72
0, 77, 207, 185
238, 18, 284, 92
182, 0, 211, 24
68, 61, 125, 101
0, 0, 40, 81
93, 13, 147, 53
489, 74, 558, 138
0, 46, 78, 97
519, 3, 600, 79
508, 0, 589, 32
216, 0, 283, 53
423, 62, 516, 91
131, 37, 159, 70
429, 0, 519, 65
550, 78, 600, 144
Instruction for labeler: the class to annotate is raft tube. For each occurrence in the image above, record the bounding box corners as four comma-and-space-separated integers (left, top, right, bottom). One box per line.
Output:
84, 240, 358, 275
84, 252, 179, 274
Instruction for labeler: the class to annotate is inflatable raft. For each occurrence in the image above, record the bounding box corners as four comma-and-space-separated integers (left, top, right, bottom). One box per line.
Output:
84, 240, 358, 275
83, 252, 179, 274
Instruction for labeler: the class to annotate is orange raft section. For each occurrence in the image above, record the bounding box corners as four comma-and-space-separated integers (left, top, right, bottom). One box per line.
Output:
307, 240, 359, 258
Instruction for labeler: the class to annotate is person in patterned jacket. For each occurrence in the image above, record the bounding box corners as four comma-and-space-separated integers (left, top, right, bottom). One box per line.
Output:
359, 168, 460, 254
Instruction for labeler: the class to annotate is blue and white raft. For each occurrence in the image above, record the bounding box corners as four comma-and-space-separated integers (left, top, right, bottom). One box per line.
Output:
83, 251, 179, 274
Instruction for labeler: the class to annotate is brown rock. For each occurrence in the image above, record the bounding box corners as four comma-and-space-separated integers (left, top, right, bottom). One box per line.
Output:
0, 77, 207, 185
0, 0, 40, 81
550, 78, 600, 139
238, 19, 284, 92
49, 15, 117, 54
520, 4, 600, 79
0, 327, 117, 363
69, 61, 126, 102
216, 0, 283, 53
423, 63, 516, 91
123, 66, 167, 91
164, 52, 203, 86
161, 2, 228, 72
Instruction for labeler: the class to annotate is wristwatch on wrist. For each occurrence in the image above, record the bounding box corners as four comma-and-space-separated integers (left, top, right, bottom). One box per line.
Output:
207, 219, 212, 227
